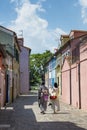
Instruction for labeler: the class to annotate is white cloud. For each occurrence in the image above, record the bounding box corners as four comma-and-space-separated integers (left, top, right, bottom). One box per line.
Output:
79, 0, 87, 7
79, 0, 87, 23
9, 0, 66, 54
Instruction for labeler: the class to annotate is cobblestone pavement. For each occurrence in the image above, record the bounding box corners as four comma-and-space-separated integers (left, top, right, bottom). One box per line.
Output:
0, 90, 87, 130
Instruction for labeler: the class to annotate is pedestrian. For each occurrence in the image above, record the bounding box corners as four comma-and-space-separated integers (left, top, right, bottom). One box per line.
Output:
38, 81, 49, 114
50, 82, 60, 114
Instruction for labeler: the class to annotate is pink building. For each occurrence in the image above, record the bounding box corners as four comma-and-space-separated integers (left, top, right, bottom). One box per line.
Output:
62, 30, 87, 110
80, 35, 87, 110
18, 38, 31, 94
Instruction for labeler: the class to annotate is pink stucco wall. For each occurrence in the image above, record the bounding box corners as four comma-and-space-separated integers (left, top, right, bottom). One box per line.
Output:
62, 59, 80, 108
20, 46, 30, 94
70, 38, 79, 50
80, 42, 87, 110
80, 61, 87, 110
62, 59, 70, 104
62, 40, 87, 110
61, 33, 87, 111
71, 64, 79, 108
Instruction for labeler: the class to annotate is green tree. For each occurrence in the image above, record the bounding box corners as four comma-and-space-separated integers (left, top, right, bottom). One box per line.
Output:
30, 50, 53, 85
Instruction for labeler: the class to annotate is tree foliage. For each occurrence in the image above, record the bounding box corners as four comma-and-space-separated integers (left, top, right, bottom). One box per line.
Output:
30, 50, 53, 85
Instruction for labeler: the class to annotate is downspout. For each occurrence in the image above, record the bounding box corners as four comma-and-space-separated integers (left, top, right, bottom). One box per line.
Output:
78, 61, 81, 109
69, 43, 72, 105
78, 44, 81, 109
70, 66, 72, 105
12, 56, 14, 102
60, 54, 62, 95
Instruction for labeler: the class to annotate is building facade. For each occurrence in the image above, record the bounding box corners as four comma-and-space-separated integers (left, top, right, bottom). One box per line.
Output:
0, 26, 20, 106
0, 45, 6, 107
61, 30, 87, 110
18, 38, 31, 94
45, 29, 87, 111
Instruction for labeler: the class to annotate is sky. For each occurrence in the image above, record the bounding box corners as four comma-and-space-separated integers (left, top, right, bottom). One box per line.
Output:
0, 0, 87, 54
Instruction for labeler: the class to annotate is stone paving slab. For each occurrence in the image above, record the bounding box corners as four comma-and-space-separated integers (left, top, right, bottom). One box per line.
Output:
0, 91, 87, 130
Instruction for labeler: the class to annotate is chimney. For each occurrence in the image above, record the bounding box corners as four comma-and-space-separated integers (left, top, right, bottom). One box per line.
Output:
18, 38, 24, 46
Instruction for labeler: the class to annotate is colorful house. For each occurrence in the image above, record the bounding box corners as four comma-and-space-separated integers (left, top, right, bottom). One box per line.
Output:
80, 35, 87, 110
54, 34, 71, 95
0, 26, 20, 104
55, 52, 62, 95
45, 29, 87, 111
0, 26, 14, 103
61, 30, 87, 110
45, 56, 56, 88
50, 57, 56, 87
18, 38, 31, 94
13, 35, 21, 100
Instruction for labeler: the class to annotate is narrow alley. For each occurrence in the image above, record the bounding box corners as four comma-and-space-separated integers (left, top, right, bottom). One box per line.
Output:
0, 90, 87, 130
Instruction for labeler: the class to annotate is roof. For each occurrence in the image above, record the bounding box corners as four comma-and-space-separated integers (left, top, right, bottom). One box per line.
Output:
60, 35, 69, 38
70, 30, 87, 33
20, 44, 31, 53
69, 30, 87, 38
0, 25, 15, 35
0, 25, 21, 51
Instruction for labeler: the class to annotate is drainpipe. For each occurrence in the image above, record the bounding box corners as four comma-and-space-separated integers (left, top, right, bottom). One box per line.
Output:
70, 67, 72, 105
60, 66, 62, 95
12, 56, 14, 102
78, 61, 81, 109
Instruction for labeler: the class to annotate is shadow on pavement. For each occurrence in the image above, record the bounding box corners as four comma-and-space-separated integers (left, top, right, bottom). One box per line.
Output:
0, 93, 86, 130
13, 107, 87, 130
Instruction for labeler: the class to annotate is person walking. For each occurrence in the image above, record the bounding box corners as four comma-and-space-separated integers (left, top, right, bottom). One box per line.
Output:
50, 82, 60, 114
38, 82, 49, 114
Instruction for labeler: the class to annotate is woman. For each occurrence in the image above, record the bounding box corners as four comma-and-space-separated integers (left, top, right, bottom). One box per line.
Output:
38, 82, 49, 114
50, 82, 60, 114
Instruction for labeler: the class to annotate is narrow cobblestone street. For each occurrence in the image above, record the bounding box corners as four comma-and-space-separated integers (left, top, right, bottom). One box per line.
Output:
0, 90, 87, 130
